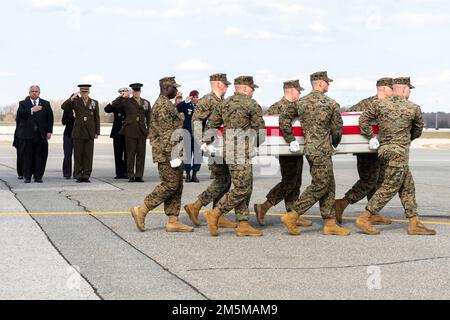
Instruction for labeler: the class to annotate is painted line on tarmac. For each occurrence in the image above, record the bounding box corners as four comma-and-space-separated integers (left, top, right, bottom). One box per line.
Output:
0, 211, 449, 226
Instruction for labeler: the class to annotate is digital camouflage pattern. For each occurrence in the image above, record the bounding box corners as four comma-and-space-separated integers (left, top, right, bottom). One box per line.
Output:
217, 164, 254, 221
359, 95, 424, 157
347, 96, 378, 113
283, 80, 304, 91
280, 90, 343, 156
266, 156, 303, 211
266, 98, 304, 211
280, 90, 342, 219
291, 155, 336, 219
345, 153, 379, 204
198, 163, 231, 207
144, 163, 183, 216
206, 92, 265, 221
345, 96, 380, 204
393, 77, 415, 89
234, 76, 259, 89
310, 71, 333, 83
267, 97, 295, 115
359, 95, 424, 218
192, 92, 223, 135
206, 92, 266, 164
149, 95, 184, 163
193, 92, 232, 208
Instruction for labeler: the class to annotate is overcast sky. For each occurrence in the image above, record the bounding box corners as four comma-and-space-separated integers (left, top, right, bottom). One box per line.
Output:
1, 0, 449, 111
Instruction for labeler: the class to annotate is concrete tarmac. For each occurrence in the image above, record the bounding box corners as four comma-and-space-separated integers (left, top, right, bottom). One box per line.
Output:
0, 143, 449, 300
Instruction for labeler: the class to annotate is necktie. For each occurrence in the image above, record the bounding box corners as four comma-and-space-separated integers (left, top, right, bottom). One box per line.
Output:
33, 100, 37, 106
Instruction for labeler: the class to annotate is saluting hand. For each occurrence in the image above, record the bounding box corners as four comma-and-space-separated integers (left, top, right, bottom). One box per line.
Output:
71, 92, 80, 101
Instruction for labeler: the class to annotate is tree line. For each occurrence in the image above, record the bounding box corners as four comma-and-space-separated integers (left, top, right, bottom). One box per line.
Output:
1, 101, 449, 129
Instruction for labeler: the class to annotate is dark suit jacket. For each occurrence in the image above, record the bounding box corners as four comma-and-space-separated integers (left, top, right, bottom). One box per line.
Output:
104, 103, 126, 139
13, 115, 20, 148
111, 97, 151, 139
16, 97, 54, 140
61, 97, 100, 140
62, 109, 76, 137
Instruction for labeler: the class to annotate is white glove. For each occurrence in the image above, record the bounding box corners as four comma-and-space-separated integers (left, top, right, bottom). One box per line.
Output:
170, 158, 183, 168
333, 145, 341, 152
201, 143, 217, 156
369, 137, 380, 150
289, 141, 301, 153
201, 143, 209, 153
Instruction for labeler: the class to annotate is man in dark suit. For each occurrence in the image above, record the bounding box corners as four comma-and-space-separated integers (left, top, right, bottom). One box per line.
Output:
62, 108, 76, 179
13, 113, 23, 180
61, 84, 100, 183
104, 88, 128, 179
110, 83, 151, 183
16, 86, 54, 183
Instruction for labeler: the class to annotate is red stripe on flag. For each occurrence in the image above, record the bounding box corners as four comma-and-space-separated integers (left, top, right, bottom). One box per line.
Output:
266, 126, 379, 137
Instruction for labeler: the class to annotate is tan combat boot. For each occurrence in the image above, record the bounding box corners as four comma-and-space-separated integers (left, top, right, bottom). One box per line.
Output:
218, 215, 238, 229
370, 213, 393, 225
297, 216, 313, 227
166, 216, 194, 233
408, 217, 437, 236
206, 207, 223, 237
254, 201, 272, 226
236, 221, 263, 237
281, 211, 301, 236
184, 199, 203, 227
130, 204, 150, 232
323, 219, 352, 236
355, 211, 380, 235
335, 198, 350, 224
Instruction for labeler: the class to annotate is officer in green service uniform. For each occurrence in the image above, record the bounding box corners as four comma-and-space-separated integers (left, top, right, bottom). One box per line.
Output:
61, 84, 100, 183
110, 83, 151, 183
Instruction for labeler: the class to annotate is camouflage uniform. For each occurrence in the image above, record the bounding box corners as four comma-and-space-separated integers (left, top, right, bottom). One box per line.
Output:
265, 97, 304, 211
206, 77, 265, 222
144, 78, 184, 216
280, 86, 343, 219
344, 96, 380, 203
193, 91, 231, 207
359, 95, 423, 218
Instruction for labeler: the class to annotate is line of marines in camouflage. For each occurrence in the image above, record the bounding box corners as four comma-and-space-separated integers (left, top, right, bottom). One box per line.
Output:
128, 71, 436, 237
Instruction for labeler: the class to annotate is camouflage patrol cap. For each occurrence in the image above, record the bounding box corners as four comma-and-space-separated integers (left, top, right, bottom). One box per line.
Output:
210, 73, 231, 85
283, 80, 305, 91
310, 71, 333, 83
234, 76, 259, 89
159, 77, 181, 88
118, 87, 129, 94
376, 78, 393, 88
78, 84, 91, 92
393, 77, 415, 89
175, 92, 183, 99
